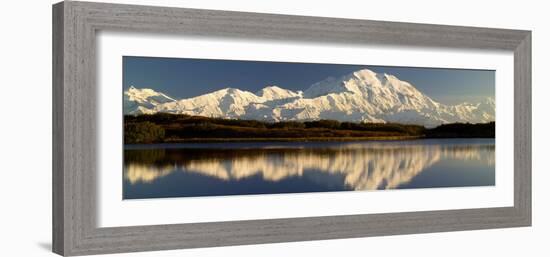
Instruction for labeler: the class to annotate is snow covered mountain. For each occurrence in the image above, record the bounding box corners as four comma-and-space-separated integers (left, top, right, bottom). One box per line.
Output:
124, 86, 176, 114
124, 69, 495, 127
256, 85, 302, 100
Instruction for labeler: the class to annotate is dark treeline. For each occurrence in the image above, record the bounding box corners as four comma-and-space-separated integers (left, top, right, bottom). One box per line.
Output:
124, 113, 495, 144
425, 121, 495, 138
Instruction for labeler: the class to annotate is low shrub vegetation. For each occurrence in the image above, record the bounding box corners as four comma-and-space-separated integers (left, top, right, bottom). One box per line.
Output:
124, 121, 165, 144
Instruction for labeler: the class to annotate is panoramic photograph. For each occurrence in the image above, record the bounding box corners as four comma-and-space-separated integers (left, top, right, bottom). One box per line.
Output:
123, 56, 496, 200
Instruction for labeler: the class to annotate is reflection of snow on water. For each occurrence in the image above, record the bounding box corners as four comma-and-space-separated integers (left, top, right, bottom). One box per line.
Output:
124, 139, 494, 191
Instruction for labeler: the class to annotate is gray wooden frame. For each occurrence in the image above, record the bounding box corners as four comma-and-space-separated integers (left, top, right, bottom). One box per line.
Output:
52, 1, 531, 256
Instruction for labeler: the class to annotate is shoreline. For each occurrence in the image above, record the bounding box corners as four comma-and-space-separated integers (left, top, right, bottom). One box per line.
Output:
124, 135, 494, 145
164, 135, 423, 143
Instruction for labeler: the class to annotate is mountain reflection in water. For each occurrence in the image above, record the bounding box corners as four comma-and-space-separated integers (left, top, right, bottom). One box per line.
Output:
123, 139, 495, 199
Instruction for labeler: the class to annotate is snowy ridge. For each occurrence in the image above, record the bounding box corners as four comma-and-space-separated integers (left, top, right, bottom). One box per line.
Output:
124, 69, 495, 127
124, 86, 176, 115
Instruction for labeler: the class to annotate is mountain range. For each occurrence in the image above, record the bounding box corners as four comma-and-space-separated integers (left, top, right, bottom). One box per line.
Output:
123, 68, 495, 127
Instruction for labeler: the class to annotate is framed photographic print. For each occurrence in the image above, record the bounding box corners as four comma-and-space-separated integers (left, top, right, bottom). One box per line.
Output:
53, 1, 531, 256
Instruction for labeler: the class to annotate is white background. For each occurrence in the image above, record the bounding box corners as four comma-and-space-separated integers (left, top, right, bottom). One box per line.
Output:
0, 0, 548, 256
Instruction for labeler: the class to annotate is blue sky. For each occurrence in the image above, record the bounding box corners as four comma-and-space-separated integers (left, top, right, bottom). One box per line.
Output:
123, 56, 494, 105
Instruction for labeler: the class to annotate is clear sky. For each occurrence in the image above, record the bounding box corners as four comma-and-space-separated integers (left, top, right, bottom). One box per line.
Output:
123, 56, 494, 105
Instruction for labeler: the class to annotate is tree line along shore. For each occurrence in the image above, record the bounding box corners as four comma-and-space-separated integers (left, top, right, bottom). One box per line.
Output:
124, 113, 495, 144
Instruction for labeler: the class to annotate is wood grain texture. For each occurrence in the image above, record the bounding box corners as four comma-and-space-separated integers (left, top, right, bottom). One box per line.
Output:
52, 2, 65, 255
52, 1, 532, 256
514, 32, 532, 223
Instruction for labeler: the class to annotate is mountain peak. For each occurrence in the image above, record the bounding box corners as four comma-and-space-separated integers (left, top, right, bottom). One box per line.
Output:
209, 87, 243, 95
263, 85, 284, 90
124, 86, 176, 114
351, 69, 391, 84
225, 87, 241, 93
304, 69, 404, 98
126, 86, 164, 96
352, 68, 377, 78
256, 85, 300, 100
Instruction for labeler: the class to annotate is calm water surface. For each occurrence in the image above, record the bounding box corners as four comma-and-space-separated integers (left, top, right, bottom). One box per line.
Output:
123, 139, 495, 199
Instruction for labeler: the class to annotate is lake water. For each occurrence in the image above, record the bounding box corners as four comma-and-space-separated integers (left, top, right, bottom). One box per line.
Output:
123, 139, 495, 199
